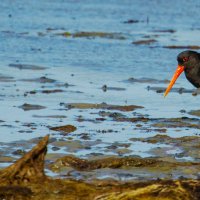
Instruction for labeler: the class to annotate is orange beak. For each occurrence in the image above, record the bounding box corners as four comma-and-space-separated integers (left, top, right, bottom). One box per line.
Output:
164, 65, 184, 97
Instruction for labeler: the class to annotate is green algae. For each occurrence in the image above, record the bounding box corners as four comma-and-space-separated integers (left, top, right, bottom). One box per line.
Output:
50, 156, 162, 172
57, 31, 126, 40
97, 180, 200, 200
73, 31, 126, 40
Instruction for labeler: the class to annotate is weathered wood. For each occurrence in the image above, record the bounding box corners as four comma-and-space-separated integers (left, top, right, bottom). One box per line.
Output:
0, 135, 49, 184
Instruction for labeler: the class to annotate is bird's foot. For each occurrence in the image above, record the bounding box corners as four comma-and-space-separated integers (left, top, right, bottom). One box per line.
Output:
192, 88, 200, 96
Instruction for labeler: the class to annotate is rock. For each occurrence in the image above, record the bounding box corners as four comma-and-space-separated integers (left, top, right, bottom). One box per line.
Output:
50, 155, 163, 171
21, 76, 56, 83
50, 125, 77, 134
8, 64, 47, 70
188, 110, 200, 117
132, 39, 157, 45
163, 45, 200, 49
123, 19, 139, 23
18, 103, 46, 111
64, 103, 143, 112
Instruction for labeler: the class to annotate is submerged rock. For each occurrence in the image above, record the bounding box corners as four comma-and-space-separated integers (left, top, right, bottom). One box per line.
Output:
8, 63, 47, 70
26, 89, 65, 95
188, 110, 200, 117
0, 136, 199, 200
152, 117, 200, 129
72, 31, 126, 40
50, 155, 162, 171
126, 77, 168, 84
21, 76, 56, 83
57, 31, 126, 40
41, 89, 64, 94
64, 102, 143, 112
154, 29, 176, 33
50, 124, 77, 134
147, 86, 195, 94
0, 74, 15, 82
98, 111, 126, 119
130, 134, 200, 163
18, 103, 46, 111
132, 39, 157, 45
123, 19, 140, 23
163, 45, 200, 49
101, 85, 126, 92
33, 115, 67, 119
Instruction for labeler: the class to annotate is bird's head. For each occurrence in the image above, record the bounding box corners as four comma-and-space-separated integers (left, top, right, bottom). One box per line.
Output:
164, 50, 199, 97
177, 50, 199, 68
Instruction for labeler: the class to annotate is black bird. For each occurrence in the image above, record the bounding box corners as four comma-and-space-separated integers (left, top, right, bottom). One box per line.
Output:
164, 50, 200, 97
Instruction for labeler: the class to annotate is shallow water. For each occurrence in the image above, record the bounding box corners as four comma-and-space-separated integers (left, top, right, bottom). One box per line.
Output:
0, 0, 200, 179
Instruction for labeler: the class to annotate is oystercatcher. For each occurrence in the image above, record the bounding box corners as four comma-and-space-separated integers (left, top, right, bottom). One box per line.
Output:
164, 50, 200, 97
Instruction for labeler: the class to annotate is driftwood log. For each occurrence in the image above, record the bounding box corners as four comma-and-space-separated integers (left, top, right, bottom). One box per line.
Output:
0, 135, 49, 184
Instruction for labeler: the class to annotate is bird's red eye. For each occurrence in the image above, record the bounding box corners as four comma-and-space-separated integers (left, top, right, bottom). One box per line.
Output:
183, 57, 189, 62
